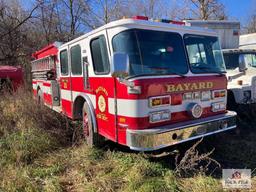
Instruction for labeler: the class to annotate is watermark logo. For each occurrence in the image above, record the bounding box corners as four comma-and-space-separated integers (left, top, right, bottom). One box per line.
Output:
222, 169, 251, 189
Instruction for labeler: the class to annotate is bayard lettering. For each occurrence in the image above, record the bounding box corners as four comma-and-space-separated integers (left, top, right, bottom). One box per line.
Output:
166, 82, 214, 93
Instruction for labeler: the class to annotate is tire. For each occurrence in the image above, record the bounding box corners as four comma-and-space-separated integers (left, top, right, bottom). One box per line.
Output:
82, 102, 104, 147
227, 92, 237, 111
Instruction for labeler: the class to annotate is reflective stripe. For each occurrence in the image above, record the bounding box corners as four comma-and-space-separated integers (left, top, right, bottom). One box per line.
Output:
60, 89, 225, 118
32, 84, 37, 90
61, 89, 96, 108
108, 97, 226, 118
61, 89, 71, 101
42, 86, 51, 94
72, 91, 96, 108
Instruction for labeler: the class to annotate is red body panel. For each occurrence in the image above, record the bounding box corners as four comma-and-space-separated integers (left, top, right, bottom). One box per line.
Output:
89, 77, 116, 141
63, 76, 117, 142
113, 75, 227, 144
59, 76, 72, 117
32, 44, 59, 60
115, 76, 227, 99
43, 82, 52, 105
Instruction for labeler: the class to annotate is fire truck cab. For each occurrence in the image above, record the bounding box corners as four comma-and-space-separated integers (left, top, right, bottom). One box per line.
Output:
32, 17, 236, 151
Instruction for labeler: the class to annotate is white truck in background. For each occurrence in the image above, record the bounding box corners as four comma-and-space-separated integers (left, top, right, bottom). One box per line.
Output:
184, 20, 240, 49
184, 20, 256, 108
240, 33, 256, 49
222, 49, 256, 108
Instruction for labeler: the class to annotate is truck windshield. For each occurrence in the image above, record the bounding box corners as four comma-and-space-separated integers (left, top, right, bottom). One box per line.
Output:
112, 29, 188, 76
223, 53, 256, 70
223, 53, 239, 70
184, 34, 226, 74
244, 54, 256, 67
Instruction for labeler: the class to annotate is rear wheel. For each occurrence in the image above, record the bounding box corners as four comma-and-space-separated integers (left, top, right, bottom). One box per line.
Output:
82, 103, 104, 147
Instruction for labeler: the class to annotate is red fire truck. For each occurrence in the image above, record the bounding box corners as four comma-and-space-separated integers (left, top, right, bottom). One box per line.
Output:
32, 16, 237, 151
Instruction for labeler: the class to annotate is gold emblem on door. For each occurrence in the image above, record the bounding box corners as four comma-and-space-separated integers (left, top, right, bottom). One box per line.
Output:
98, 95, 106, 113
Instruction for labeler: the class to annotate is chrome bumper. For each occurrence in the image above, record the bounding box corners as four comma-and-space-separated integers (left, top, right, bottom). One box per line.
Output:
126, 111, 237, 151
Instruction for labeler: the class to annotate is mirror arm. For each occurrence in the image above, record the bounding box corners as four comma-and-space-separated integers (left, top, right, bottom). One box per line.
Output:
119, 78, 135, 88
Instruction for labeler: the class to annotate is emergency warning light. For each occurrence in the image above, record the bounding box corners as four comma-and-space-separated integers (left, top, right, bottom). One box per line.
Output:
132, 16, 148, 20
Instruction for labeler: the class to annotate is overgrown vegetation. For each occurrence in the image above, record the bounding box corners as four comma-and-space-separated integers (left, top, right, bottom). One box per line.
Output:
0, 88, 255, 191
174, 138, 220, 177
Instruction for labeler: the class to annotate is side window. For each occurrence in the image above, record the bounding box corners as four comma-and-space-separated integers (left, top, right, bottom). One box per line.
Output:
244, 54, 252, 66
71, 45, 82, 75
253, 55, 256, 67
90, 35, 110, 74
60, 50, 69, 75
244, 54, 256, 67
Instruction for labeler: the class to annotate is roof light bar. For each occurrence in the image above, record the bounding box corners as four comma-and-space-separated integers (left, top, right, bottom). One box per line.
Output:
170, 20, 185, 25
132, 16, 148, 20
154, 18, 185, 25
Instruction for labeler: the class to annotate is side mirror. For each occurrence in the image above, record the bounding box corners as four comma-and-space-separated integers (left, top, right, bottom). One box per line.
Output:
111, 52, 129, 78
239, 55, 247, 72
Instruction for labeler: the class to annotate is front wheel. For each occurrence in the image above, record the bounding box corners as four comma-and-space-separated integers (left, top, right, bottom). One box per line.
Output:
227, 92, 237, 111
82, 103, 104, 147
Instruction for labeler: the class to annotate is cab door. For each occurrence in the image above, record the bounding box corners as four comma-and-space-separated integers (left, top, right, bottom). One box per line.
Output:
87, 31, 117, 142
59, 46, 72, 117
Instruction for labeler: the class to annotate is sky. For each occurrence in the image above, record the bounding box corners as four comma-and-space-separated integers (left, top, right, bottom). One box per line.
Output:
220, 0, 256, 26
21, 0, 255, 27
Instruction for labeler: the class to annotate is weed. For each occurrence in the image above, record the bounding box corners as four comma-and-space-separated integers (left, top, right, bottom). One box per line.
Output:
174, 138, 220, 177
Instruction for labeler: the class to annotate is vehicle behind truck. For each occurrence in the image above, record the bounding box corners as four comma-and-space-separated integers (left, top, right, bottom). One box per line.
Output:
31, 16, 236, 151
184, 20, 240, 49
240, 33, 256, 49
223, 49, 256, 107
184, 20, 256, 107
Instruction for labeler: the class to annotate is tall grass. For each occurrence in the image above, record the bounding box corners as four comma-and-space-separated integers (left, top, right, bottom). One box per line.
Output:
0, 88, 69, 165
0, 88, 255, 191
0, 88, 70, 191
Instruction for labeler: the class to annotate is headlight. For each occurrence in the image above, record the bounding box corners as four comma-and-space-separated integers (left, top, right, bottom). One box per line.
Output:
201, 91, 211, 101
212, 90, 226, 99
149, 96, 170, 108
149, 110, 170, 123
193, 92, 200, 100
183, 92, 193, 100
212, 102, 226, 112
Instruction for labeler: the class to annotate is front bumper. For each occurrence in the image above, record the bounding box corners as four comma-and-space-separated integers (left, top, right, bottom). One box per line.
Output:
126, 111, 237, 151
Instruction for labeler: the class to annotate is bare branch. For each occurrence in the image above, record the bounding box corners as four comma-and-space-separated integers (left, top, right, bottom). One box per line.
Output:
0, 3, 40, 40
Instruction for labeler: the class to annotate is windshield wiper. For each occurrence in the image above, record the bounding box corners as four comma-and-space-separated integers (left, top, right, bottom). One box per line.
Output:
192, 65, 225, 75
169, 69, 186, 77
149, 67, 186, 77
128, 70, 186, 79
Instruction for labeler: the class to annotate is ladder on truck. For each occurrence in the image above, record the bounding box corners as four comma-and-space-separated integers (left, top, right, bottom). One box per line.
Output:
31, 55, 56, 80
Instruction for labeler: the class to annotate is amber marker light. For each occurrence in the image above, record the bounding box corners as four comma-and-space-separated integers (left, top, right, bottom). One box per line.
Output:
237, 80, 243, 85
